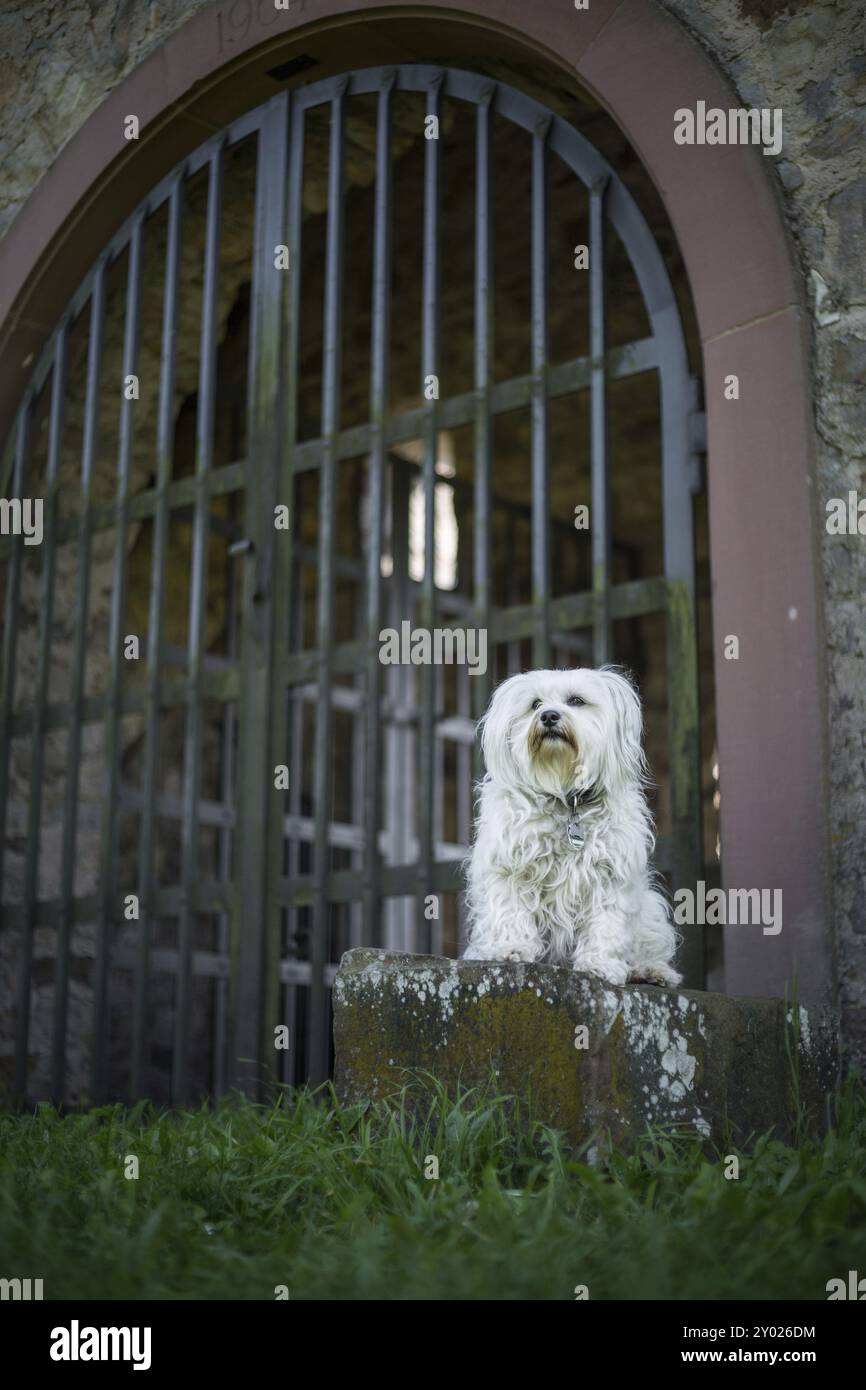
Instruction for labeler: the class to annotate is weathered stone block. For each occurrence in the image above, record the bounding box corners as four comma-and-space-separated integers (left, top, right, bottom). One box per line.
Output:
333, 949, 839, 1150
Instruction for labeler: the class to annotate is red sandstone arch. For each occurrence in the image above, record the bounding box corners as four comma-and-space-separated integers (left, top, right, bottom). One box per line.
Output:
0, 0, 831, 1004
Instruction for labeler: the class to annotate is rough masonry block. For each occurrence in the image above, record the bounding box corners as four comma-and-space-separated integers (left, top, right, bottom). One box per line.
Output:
333, 949, 839, 1150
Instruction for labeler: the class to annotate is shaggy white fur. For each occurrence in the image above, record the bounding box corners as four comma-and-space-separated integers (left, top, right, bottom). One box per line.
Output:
462, 665, 681, 988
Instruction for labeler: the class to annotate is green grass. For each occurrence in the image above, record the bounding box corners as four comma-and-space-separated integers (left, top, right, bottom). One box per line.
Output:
1, 1075, 865, 1300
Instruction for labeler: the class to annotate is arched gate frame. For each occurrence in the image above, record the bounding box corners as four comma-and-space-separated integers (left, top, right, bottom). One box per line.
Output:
0, 65, 705, 1101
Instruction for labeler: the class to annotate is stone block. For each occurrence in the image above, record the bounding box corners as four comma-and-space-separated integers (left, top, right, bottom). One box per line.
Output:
333, 949, 838, 1150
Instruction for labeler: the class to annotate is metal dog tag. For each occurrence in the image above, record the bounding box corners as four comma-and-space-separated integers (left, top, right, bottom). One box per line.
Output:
565, 788, 587, 847
566, 816, 584, 847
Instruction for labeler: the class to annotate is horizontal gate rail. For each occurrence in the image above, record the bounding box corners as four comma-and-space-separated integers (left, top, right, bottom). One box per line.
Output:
0, 339, 656, 560
0, 828, 675, 933
5, 575, 673, 739
290, 340, 657, 477
110, 947, 342, 991
6, 667, 242, 736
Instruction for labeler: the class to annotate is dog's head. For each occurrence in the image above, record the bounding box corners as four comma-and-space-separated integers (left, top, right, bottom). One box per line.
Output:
480, 665, 646, 802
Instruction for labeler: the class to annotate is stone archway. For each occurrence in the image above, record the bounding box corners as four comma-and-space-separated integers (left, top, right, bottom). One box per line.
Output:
0, 0, 831, 1011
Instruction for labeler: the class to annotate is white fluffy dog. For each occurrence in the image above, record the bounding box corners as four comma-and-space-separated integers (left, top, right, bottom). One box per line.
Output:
462, 665, 681, 988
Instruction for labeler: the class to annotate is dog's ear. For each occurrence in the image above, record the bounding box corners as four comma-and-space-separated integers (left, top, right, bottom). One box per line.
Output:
597, 665, 646, 791
478, 676, 521, 787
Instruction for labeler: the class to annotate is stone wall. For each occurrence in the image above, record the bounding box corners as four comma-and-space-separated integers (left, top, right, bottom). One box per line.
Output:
0, 0, 215, 239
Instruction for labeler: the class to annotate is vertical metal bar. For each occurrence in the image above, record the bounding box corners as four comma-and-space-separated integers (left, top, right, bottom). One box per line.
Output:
91, 216, 145, 1102
0, 432, 14, 513
385, 458, 412, 951
132, 174, 184, 1100
0, 404, 31, 901
278, 565, 304, 1084
416, 70, 443, 951
52, 260, 107, 1103
174, 142, 224, 1104
213, 479, 239, 1096
16, 328, 67, 1103
473, 83, 494, 773
213, 685, 235, 1095
432, 669, 444, 957
3, 401, 32, 1100
590, 176, 611, 667
506, 513, 521, 676
232, 96, 294, 1096
0, 403, 31, 902
531, 117, 551, 670
363, 70, 394, 950
309, 79, 348, 1084
350, 653, 365, 950
262, 92, 300, 1078
286, 581, 304, 980
307, 82, 347, 1074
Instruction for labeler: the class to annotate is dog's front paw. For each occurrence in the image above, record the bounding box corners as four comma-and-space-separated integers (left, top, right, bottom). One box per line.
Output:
572, 956, 629, 986
462, 942, 538, 964
480, 945, 538, 963
628, 963, 682, 988
461, 944, 486, 961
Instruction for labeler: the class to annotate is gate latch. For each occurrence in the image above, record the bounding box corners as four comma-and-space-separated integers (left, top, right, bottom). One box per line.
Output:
228, 537, 254, 557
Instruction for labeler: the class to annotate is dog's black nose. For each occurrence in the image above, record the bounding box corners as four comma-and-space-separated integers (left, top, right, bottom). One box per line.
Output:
539, 708, 560, 728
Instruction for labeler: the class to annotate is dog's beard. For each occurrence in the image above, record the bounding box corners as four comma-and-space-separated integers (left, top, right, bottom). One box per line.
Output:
525, 718, 582, 797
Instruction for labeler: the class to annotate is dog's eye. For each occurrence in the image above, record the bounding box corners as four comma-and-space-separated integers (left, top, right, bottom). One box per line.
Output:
531, 699, 541, 711
567, 695, 586, 707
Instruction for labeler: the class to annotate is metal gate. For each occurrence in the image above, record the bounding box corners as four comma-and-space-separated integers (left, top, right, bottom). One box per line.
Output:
0, 65, 704, 1106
